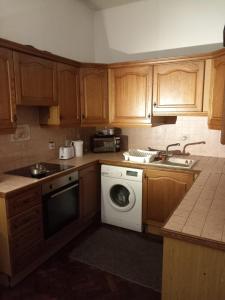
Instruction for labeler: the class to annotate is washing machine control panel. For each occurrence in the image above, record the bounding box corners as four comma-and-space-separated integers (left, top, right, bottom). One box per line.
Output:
126, 170, 138, 177
101, 165, 143, 182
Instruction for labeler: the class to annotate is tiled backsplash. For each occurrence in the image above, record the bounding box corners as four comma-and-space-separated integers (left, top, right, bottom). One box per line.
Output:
122, 116, 225, 158
1, 112, 225, 173
0, 107, 79, 172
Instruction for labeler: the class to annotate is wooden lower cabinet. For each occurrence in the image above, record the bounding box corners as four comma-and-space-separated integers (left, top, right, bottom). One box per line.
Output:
0, 186, 44, 279
79, 164, 100, 221
162, 237, 225, 300
143, 168, 194, 233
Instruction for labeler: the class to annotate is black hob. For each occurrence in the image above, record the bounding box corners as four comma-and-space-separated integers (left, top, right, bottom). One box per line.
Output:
5, 162, 74, 179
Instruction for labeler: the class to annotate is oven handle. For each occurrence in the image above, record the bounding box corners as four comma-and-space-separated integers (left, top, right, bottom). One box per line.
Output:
50, 183, 79, 199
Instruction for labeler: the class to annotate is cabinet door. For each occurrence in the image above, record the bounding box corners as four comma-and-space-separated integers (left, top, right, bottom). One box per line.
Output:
13, 52, 57, 106
79, 164, 100, 220
57, 63, 80, 125
208, 55, 225, 129
143, 169, 193, 225
109, 65, 152, 125
0, 47, 16, 130
80, 67, 108, 125
153, 61, 204, 115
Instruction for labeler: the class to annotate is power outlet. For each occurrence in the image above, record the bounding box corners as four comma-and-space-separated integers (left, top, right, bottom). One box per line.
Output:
48, 140, 55, 150
181, 135, 190, 141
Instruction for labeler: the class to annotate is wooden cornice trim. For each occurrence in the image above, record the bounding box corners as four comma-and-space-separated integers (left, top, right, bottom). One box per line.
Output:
108, 48, 225, 68
79, 62, 108, 68
0, 36, 224, 69
0, 37, 81, 67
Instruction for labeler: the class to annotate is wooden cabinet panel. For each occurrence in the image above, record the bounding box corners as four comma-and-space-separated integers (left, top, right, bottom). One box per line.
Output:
0, 186, 43, 277
13, 52, 57, 106
79, 164, 100, 220
39, 63, 80, 126
208, 55, 225, 129
12, 241, 43, 274
6, 186, 41, 218
8, 205, 42, 237
0, 47, 16, 130
153, 61, 204, 115
109, 66, 152, 125
10, 221, 43, 256
143, 169, 194, 226
58, 63, 80, 125
80, 67, 108, 125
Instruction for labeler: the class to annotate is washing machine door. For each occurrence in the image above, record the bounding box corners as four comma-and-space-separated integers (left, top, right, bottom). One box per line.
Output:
109, 183, 135, 212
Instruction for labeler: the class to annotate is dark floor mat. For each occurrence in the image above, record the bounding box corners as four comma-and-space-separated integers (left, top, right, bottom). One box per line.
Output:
69, 226, 163, 292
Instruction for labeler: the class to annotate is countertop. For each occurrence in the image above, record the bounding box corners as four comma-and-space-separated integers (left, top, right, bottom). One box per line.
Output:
163, 155, 225, 251
0, 152, 124, 196
1, 152, 225, 251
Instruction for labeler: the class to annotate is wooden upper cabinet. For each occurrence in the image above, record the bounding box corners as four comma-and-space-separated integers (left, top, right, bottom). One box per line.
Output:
152, 60, 205, 115
57, 63, 80, 125
13, 52, 57, 106
143, 169, 194, 225
109, 65, 152, 125
80, 67, 108, 126
0, 47, 16, 131
208, 55, 225, 130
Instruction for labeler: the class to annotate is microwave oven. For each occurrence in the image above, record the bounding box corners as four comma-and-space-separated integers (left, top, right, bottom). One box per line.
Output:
91, 135, 120, 153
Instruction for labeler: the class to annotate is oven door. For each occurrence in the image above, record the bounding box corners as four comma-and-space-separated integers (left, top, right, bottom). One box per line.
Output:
43, 181, 79, 239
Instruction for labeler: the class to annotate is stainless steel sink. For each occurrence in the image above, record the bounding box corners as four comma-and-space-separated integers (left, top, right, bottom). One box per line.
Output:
150, 157, 197, 169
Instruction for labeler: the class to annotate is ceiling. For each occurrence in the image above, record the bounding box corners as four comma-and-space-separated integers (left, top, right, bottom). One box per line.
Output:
83, 0, 143, 10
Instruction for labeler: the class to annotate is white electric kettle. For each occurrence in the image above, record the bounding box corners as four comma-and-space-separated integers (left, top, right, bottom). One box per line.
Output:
72, 140, 84, 157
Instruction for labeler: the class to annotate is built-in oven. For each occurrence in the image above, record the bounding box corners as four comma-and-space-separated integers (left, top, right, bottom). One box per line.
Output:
42, 171, 79, 239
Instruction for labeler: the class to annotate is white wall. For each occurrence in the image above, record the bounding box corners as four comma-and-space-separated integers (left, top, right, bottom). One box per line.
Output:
94, 0, 225, 62
0, 0, 95, 62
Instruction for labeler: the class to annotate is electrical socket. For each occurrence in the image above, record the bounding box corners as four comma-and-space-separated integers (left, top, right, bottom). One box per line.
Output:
180, 135, 190, 141
48, 140, 55, 150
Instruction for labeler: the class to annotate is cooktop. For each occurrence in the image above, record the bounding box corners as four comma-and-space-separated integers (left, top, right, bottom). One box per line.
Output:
5, 162, 74, 179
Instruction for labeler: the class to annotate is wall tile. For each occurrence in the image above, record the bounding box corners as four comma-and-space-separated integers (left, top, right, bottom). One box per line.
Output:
0, 107, 79, 172
122, 116, 225, 157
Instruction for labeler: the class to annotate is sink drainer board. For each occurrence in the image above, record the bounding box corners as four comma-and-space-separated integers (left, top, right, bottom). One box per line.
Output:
69, 226, 163, 292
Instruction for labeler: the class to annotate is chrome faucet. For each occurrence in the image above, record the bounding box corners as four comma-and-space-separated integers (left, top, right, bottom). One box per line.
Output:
166, 143, 181, 156
182, 141, 206, 155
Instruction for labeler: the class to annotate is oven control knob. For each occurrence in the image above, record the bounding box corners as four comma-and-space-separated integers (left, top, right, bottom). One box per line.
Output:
69, 176, 72, 181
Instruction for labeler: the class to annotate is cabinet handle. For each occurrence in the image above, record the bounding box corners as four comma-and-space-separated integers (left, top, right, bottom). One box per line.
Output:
14, 114, 17, 123
82, 114, 85, 120
153, 102, 157, 107
147, 113, 151, 119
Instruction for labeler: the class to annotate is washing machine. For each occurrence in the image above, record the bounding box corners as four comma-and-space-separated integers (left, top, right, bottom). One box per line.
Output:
101, 164, 143, 232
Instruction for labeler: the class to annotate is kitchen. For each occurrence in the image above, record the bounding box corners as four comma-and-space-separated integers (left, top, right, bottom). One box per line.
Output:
0, 0, 225, 299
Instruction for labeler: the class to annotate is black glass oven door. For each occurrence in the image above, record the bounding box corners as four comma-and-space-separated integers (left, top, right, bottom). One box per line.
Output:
43, 182, 79, 239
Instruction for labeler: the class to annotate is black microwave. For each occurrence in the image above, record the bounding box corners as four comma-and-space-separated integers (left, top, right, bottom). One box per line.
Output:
91, 135, 120, 153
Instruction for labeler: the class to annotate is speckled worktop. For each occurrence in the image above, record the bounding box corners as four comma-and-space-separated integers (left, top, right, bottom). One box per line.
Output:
0, 152, 124, 196
1, 152, 225, 250
163, 155, 225, 250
